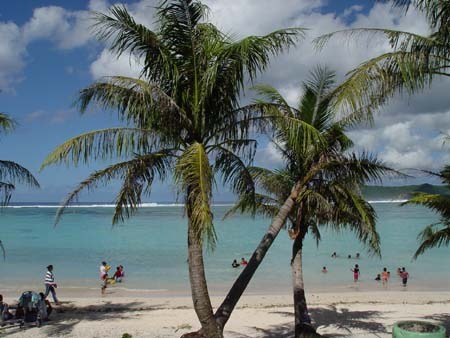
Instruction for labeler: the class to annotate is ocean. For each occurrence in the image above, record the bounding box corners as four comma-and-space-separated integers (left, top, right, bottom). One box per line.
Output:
0, 201, 447, 295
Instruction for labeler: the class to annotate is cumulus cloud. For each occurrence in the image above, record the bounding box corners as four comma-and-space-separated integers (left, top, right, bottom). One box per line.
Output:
0, 3, 96, 91
1, 0, 448, 173
0, 22, 26, 91
22, 6, 93, 49
90, 49, 142, 79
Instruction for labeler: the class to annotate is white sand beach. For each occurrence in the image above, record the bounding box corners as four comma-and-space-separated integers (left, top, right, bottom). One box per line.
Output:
1, 290, 449, 337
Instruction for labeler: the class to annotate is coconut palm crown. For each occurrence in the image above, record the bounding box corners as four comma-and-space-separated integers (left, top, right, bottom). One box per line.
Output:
226, 66, 396, 337
314, 0, 450, 118
40, 1, 306, 337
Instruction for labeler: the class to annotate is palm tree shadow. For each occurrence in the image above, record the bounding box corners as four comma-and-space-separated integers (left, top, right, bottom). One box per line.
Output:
424, 313, 450, 334
254, 306, 388, 337
2, 301, 166, 337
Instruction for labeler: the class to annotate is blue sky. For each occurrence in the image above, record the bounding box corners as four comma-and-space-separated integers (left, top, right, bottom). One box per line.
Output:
1, 0, 449, 203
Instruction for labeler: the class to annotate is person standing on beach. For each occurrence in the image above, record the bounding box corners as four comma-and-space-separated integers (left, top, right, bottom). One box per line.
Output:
100, 261, 109, 295
351, 264, 360, 282
400, 267, 409, 287
44, 265, 59, 304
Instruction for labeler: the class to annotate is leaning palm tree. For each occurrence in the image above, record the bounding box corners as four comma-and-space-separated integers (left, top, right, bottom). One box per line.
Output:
314, 0, 450, 118
404, 164, 450, 259
0, 112, 40, 259
224, 67, 394, 337
40, 2, 307, 337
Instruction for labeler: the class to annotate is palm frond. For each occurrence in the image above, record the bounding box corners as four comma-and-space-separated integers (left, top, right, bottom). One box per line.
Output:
0, 161, 40, 188
41, 128, 159, 169
403, 193, 450, 220
0, 113, 16, 133
0, 181, 14, 206
91, 5, 176, 82
55, 151, 173, 225
77, 76, 190, 132
413, 222, 450, 259
175, 142, 215, 248
213, 145, 256, 198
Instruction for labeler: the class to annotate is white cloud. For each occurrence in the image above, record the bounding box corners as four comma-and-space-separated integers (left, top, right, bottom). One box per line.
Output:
0, 22, 26, 91
90, 49, 142, 79
22, 6, 93, 49
380, 147, 434, 169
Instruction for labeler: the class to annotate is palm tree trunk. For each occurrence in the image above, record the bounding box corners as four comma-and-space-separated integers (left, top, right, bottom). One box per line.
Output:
292, 234, 316, 338
186, 210, 222, 338
214, 182, 302, 330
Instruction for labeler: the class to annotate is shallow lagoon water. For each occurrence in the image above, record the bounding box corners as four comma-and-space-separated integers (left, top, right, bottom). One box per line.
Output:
0, 202, 447, 294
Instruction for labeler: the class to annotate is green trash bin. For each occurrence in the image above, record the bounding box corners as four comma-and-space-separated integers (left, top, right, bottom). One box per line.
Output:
392, 321, 446, 338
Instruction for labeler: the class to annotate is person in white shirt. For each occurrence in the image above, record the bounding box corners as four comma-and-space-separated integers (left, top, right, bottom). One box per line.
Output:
44, 265, 59, 304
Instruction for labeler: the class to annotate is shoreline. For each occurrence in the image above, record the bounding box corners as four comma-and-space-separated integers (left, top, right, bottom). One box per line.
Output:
1, 291, 449, 337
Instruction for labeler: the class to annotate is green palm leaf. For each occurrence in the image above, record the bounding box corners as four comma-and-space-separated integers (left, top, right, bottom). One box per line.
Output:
41, 128, 161, 169
54, 151, 173, 225
175, 142, 215, 248
0, 113, 16, 133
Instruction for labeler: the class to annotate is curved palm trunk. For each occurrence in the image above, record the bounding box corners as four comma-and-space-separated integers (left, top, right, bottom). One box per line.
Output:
214, 183, 302, 330
185, 195, 222, 338
292, 235, 316, 338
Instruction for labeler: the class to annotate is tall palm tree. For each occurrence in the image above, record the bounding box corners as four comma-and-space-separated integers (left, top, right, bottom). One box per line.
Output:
224, 67, 393, 337
314, 0, 450, 118
0, 112, 40, 259
40, 2, 307, 337
404, 164, 450, 259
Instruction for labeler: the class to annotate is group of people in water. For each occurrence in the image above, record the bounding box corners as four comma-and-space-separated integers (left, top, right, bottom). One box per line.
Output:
331, 252, 360, 259
231, 258, 248, 268
324, 253, 411, 287
100, 262, 125, 294
374, 267, 410, 287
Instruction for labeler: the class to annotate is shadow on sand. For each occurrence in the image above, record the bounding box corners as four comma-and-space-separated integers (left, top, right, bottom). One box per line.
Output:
1, 300, 166, 337
247, 306, 389, 338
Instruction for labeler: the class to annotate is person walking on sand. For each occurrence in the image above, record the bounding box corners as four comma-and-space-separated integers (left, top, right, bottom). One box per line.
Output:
44, 265, 59, 304
381, 267, 389, 288
400, 267, 409, 287
100, 261, 110, 295
351, 264, 360, 283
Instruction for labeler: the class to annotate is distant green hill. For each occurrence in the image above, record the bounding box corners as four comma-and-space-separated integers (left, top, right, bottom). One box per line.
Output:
362, 184, 449, 201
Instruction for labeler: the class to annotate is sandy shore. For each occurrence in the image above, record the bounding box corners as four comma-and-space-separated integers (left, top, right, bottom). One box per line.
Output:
1, 290, 449, 337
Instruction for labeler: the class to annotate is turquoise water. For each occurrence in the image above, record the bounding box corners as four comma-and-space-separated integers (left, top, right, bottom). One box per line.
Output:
0, 202, 447, 294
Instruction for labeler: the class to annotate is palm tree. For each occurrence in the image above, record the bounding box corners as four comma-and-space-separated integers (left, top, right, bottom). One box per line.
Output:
403, 164, 450, 259
0, 112, 40, 259
40, 2, 306, 337
314, 0, 450, 118
223, 67, 394, 337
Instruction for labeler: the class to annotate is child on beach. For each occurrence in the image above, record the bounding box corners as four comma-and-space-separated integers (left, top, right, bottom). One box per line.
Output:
351, 264, 360, 282
381, 267, 389, 287
400, 267, 409, 287
100, 261, 110, 294
114, 266, 123, 282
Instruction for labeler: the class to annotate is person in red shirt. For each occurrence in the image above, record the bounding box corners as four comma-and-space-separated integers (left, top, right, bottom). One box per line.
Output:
114, 266, 123, 282
400, 267, 409, 287
240, 258, 248, 266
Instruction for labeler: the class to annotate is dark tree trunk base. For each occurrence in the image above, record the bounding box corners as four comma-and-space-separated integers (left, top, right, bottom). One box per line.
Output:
180, 331, 206, 338
296, 323, 321, 338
